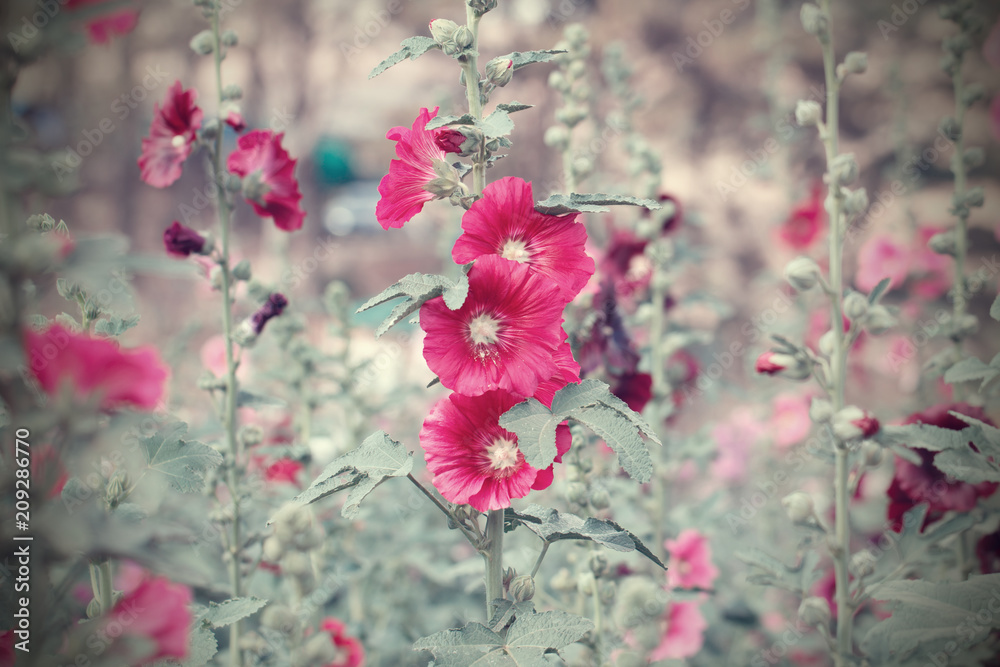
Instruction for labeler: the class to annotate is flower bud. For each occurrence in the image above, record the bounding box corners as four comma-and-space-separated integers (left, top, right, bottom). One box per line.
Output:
830, 153, 859, 186
577, 571, 596, 596
948, 313, 978, 340
503, 567, 516, 588
566, 482, 588, 505
209, 265, 224, 290
429, 19, 459, 45
453, 26, 474, 49
800, 4, 827, 38
862, 441, 884, 467
842, 51, 868, 74
962, 147, 985, 169
551, 567, 576, 592
555, 105, 588, 128
222, 84, 243, 101
959, 186, 985, 209
755, 352, 811, 381
260, 605, 299, 634
544, 125, 570, 151
798, 597, 831, 627
842, 187, 869, 216
220, 29, 238, 47
782, 492, 815, 524
189, 30, 215, 55
251, 293, 288, 335
280, 551, 311, 577
940, 116, 961, 142
262, 536, 284, 562
589, 552, 609, 577
865, 305, 895, 335
843, 292, 868, 321
819, 330, 837, 357
851, 550, 877, 577
548, 70, 568, 92
239, 424, 264, 448
590, 487, 611, 510
924, 230, 956, 257
784, 256, 822, 291
467, 0, 498, 16
510, 575, 535, 602
485, 57, 513, 87
810, 398, 834, 423
572, 157, 593, 180
163, 221, 207, 258
87, 597, 102, 619
943, 34, 971, 56
831, 406, 880, 441
232, 259, 252, 281
795, 100, 823, 127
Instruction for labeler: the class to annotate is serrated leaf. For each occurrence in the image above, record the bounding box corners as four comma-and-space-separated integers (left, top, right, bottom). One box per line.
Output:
499, 380, 657, 483
152, 626, 217, 667
426, 113, 477, 130
412, 623, 504, 663
507, 505, 664, 568
369, 36, 439, 79
991, 293, 1000, 321
736, 548, 820, 594
140, 422, 223, 493
868, 277, 891, 305
283, 431, 413, 519
494, 102, 533, 114
94, 314, 141, 338
505, 608, 593, 657
357, 272, 459, 338
933, 447, 1000, 483
943, 357, 995, 384
862, 574, 1000, 660
499, 49, 567, 71
443, 274, 469, 310
479, 109, 514, 140
200, 597, 268, 628
879, 424, 977, 453
534, 193, 662, 216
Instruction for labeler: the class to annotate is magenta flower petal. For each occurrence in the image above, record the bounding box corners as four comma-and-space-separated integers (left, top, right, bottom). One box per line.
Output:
139, 81, 203, 188
227, 130, 305, 231
420, 254, 567, 398
665, 529, 719, 590
452, 177, 595, 300
778, 182, 826, 250
421, 390, 553, 511
648, 600, 708, 661
109, 576, 192, 662
376, 107, 451, 230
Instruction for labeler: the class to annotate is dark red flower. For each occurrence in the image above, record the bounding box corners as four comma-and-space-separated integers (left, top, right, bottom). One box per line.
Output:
887, 404, 999, 531
66, 0, 138, 44
610, 372, 653, 414
227, 130, 305, 232
599, 230, 651, 298
163, 221, 206, 257
434, 128, 466, 154
251, 294, 288, 335
575, 280, 641, 376
139, 81, 203, 188
225, 110, 247, 133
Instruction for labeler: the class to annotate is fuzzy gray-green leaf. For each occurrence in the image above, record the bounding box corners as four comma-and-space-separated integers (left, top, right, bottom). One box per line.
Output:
357, 272, 457, 338
200, 597, 268, 628
534, 193, 662, 216
499, 49, 568, 71
140, 422, 223, 493
369, 36, 440, 79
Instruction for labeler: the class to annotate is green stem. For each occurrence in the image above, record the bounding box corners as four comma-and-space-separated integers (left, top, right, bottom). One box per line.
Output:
208, 8, 243, 666
98, 560, 114, 616
484, 509, 505, 622
949, 64, 969, 401
406, 473, 481, 548
463, 7, 485, 196
529, 541, 549, 578
649, 270, 668, 558
817, 1, 851, 663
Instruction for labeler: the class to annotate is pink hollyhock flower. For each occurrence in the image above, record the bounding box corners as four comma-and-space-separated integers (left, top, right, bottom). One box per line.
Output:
227, 130, 305, 231
665, 529, 719, 590
225, 110, 247, 133
163, 221, 206, 257
66, 0, 139, 44
139, 81, 203, 188
452, 177, 595, 300
420, 254, 566, 397
249, 454, 304, 486
643, 192, 684, 235
856, 235, 910, 293
24, 324, 168, 411
376, 107, 460, 230
778, 183, 826, 250
772, 394, 812, 448
831, 406, 880, 440
711, 407, 765, 483
531, 336, 582, 408
319, 619, 365, 667
648, 600, 707, 661
887, 404, 999, 531
420, 390, 571, 511
106, 576, 192, 663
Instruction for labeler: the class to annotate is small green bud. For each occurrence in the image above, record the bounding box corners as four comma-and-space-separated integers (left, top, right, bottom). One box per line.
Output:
225, 174, 243, 193
222, 84, 243, 100
429, 19, 459, 45
220, 29, 238, 47
588, 552, 609, 577
566, 482, 588, 505
962, 147, 985, 169
86, 597, 102, 619
810, 398, 833, 423
800, 4, 827, 38
798, 597, 831, 627
960, 186, 985, 209
485, 57, 513, 87
842, 51, 868, 75
782, 492, 815, 524
503, 567, 516, 588
961, 84, 985, 107
190, 30, 216, 55
861, 441, 883, 468
590, 487, 610, 510
928, 230, 957, 256
467, 0, 497, 16
851, 550, 877, 577
830, 153, 859, 186
239, 424, 264, 448
543, 126, 570, 150
943, 34, 971, 57
232, 259, 252, 281
453, 26, 474, 49
795, 100, 823, 127
784, 256, 822, 291
842, 187, 869, 217
200, 117, 220, 141
940, 116, 961, 142
865, 305, 895, 335
547, 70, 568, 92
843, 291, 868, 321
509, 575, 535, 602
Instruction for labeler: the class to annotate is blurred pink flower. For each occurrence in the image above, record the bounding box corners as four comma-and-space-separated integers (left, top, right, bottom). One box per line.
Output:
249, 454, 303, 486
452, 177, 595, 300
200, 335, 234, 377
531, 336, 581, 408
138, 81, 202, 188
665, 529, 719, 590
771, 394, 812, 448
319, 618, 365, 667
648, 600, 708, 661
24, 324, 168, 411
66, 0, 138, 44
856, 235, 910, 292
610, 372, 653, 414
227, 130, 305, 231
711, 408, 765, 482
107, 576, 192, 663
778, 183, 826, 250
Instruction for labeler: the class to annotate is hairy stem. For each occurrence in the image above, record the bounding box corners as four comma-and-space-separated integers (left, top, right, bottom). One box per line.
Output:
98, 560, 114, 616
949, 63, 969, 401
463, 7, 485, 197
484, 509, 505, 621
817, 0, 851, 662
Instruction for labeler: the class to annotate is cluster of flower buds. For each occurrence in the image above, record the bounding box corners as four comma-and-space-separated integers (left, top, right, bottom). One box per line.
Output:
564, 424, 611, 511
830, 405, 880, 442
429, 18, 474, 58
755, 350, 812, 381
263, 503, 325, 593
545, 24, 594, 187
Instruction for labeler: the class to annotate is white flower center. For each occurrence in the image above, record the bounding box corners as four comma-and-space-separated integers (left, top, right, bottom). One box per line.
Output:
171, 134, 187, 148
486, 437, 520, 470
500, 238, 531, 264
468, 313, 501, 345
